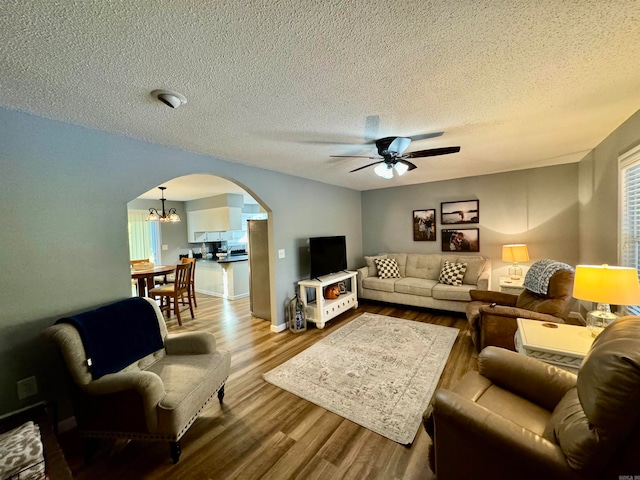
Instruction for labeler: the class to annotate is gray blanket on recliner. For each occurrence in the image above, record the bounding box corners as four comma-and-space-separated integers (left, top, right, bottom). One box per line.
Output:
523, 259, 574, 295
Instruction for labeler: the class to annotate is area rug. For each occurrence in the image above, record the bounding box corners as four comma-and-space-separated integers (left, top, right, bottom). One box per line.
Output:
263, 313, 458, 444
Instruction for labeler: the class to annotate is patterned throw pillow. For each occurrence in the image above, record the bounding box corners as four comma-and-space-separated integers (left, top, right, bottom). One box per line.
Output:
439, 261, 468, 286
375, 258, 401, 279
0, 421, 45, 479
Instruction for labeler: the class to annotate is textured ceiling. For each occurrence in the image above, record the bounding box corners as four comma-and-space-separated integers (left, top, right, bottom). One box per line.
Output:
2, 1, 640, 193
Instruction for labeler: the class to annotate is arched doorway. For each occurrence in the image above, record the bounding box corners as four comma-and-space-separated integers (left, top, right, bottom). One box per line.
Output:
127, 173, 274, 325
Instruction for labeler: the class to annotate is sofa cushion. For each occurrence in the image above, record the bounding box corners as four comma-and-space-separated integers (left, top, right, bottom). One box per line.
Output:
375, 258, 401, 279
361, 276, 397, 293
405, 254, 442, 280
432, 283, 475, 301
395, 277, 438, 296
365, 254, 387, 277
439, 261, 467, 286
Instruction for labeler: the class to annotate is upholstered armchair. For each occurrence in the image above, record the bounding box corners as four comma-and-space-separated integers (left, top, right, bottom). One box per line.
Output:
423, 316, 640, 480
44, 297, 230, 463
466, 265, 575, 351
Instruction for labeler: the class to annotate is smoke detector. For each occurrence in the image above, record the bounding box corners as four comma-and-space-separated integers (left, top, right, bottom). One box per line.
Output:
151, 89, 187, 109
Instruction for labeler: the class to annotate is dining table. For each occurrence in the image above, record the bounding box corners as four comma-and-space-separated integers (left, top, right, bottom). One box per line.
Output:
131, 265, 176, 297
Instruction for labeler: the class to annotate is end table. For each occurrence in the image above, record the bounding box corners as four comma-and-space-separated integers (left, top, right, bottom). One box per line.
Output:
515, 318, 594, 373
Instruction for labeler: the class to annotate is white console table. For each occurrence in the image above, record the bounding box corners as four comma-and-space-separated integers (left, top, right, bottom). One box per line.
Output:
298, 271, 358, 329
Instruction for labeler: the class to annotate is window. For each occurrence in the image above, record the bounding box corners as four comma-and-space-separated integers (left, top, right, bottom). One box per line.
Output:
619, 144, 640, 314
128, 210, 161, 264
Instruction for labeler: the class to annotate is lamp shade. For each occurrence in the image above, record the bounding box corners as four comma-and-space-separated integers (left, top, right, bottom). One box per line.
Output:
502, 244, 530, 263
573, 265, 640, 305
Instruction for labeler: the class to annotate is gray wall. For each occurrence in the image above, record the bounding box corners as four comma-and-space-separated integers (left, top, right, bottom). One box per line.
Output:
361, 163, 580, 290
578, 109, 640, 264
0, 107, 362, 415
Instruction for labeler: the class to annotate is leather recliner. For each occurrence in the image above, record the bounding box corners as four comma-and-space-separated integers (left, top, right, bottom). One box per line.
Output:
423, 316, 640, 480
466, 268, 575, 351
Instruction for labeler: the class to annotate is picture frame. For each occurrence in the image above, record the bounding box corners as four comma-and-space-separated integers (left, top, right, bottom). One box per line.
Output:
441, 200, 479, 225
338, 281, 347, 294
413, 209, 436, 241
441, 228, 480, 252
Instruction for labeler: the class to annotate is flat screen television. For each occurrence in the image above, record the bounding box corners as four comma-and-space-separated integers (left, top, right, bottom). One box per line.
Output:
309, 235, 347, 279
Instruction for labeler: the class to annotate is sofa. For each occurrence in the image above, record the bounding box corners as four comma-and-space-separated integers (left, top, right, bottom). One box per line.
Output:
44, 297, 230, 463
423, 316, 640, 480
357, 253, 492, 313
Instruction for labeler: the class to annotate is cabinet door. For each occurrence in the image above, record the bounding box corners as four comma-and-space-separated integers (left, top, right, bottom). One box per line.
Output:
206, 232, 221, 241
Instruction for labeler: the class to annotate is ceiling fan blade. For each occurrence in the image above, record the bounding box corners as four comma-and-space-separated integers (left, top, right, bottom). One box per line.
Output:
409, 132, 444, 142
330, 155, 379, 159
398, 159, 418, 171
349, 160, 384, 173
404, 146, 461, 158
388, 137, 411, 154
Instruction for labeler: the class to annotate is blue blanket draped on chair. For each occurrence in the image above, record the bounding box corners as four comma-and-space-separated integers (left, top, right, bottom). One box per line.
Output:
522, 259, 574, 295
57, 297, 163, 379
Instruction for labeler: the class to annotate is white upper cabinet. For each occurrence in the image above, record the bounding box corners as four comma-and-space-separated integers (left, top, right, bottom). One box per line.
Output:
187, 207, 242, 242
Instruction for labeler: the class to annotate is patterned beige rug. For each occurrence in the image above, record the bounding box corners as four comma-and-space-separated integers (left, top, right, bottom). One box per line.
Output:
263, 312, 458, 444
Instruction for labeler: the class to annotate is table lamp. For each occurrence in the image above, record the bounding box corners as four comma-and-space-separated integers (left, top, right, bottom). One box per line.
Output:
572, 264, 640, 337
502, 244, 530, 280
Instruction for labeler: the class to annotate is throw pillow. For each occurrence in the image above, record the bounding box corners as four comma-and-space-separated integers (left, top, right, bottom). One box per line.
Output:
375, 258, 401, 279
365, 254, 387, 277
0, 421, 45, 479
439, 261, 467, 286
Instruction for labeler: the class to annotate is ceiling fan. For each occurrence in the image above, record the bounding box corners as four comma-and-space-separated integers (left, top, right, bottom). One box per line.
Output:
331, 136, 460, 179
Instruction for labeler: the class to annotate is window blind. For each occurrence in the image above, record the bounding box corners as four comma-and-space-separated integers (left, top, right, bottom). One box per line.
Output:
619, 145, 640, 315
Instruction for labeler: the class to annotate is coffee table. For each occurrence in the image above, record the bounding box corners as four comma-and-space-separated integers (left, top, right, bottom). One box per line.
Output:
514, 318, 595, 373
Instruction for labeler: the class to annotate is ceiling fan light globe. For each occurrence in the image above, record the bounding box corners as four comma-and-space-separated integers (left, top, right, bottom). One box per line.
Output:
394, 162, 409, 176
374, 163, 393, 179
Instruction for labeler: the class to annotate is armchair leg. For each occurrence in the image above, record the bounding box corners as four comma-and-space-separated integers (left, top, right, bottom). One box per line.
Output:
170, 440, 181, 463
218, 384, 225, 404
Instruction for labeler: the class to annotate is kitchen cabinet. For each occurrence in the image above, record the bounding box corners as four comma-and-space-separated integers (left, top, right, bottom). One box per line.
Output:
187, 207, 241, 242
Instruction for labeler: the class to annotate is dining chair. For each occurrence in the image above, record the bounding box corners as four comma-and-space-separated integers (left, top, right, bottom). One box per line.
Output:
149, 263, 194, 326
180, 257, 198, 308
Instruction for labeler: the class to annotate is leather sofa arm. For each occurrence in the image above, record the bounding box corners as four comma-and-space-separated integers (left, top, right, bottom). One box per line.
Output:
480, 305, 566, 324
165, 332, 217, 355
431, 389, 580, 480
478, 347, 577, 411
470, 289, 518, 305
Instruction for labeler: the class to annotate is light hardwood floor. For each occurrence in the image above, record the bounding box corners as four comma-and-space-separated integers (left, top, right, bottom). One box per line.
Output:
59, 294, 479, 479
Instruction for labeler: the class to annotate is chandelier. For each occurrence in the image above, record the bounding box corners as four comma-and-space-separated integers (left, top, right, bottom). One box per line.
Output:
146, 187, 181, 222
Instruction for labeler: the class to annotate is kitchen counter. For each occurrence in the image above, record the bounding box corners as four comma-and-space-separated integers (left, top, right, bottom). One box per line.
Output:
198, 254, 248, 263
194, 256, 249, 300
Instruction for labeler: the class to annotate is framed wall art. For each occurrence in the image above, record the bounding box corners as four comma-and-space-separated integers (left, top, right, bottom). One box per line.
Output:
413, 209, 436, 241
441, 200, 479, 224
441, 228, 480, 252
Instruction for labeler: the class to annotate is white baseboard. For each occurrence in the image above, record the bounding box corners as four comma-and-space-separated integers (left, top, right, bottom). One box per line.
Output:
270, 322, 287, 333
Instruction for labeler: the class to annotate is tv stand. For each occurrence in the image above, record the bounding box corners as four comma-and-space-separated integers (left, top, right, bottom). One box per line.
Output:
298, 271, 358, 329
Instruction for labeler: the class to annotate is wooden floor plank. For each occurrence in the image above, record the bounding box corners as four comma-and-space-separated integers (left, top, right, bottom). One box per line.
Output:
59, 293, 476, 479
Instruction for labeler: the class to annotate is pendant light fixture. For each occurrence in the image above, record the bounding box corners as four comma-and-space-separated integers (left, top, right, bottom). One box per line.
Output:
146, 187, 181, 222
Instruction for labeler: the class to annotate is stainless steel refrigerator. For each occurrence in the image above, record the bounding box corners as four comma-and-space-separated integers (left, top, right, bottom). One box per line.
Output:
247, 219, 271, 320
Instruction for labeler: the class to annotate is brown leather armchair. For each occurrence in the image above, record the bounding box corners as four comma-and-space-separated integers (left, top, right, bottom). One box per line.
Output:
466, 268, 575, 351
423, 316, 640, 480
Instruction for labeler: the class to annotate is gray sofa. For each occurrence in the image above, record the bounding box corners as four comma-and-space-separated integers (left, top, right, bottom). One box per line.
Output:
357, 253, 492, 313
